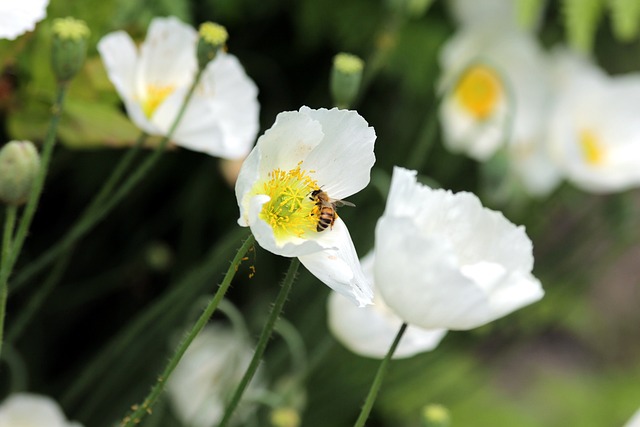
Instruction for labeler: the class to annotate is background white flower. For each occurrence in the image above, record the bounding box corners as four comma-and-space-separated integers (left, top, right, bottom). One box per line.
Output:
98, 16, 259, 159
547, 49, 640, 193
375, 167, 544, 330
0, 0, 48, 40
167, 324, 263, 427
328, 253, 447, 359
0, 393, 82, 427
235, 106, 376, 306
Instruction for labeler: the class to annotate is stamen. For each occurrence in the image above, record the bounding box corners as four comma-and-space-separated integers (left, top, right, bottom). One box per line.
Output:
454, 64, 503, 120
142, 84, 175, 118
579, 130, 605, 166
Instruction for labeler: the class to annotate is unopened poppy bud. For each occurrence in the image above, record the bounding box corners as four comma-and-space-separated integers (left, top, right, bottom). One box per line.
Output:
330, 53, 364, 109
51, 17, 90, 83
197, 22, 228, 70
270, 407, 301, 427
421, 403, 451, 427
0, 141, 40, 206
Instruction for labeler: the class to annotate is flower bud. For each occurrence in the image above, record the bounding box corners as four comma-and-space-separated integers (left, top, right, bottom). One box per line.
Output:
270, 407, 301, 427
51, 17, 90, 83
421, 403, 451, 427
330, 53, 364, 109
0, 141, 40, 206
197, 22, 228, 70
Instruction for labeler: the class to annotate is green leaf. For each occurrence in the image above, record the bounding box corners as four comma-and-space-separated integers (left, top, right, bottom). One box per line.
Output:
515, 0, 547, 31
609, 0, 640, 41
563, 0, 605, 53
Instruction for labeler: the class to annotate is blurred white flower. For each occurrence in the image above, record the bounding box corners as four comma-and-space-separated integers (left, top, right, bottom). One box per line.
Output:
0, 393, 82, 427
235, 106, 376, 307
167, 325, 263, 427
374, 167, 544, 330
0, 0, 48, 40
328, 252, 447, 359
448, 0, 518, 29
547, 49, 640, 193
98, 16, 259, 159
624, 408, 640, 427
438, 25, 551, 166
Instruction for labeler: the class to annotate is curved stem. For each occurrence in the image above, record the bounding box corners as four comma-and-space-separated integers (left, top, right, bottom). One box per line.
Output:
120, 233, 255, 427
353, 322, 408, 427
217, 257, 300, 427
0, 205, 18, 358
12, 69, 204, 292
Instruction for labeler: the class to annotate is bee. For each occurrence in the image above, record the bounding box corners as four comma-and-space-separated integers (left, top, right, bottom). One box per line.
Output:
310, 189, 355, 232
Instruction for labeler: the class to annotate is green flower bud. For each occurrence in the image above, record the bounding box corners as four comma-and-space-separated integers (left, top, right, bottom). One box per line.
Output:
330, 53, 364, 109
51, 17, 90, 83
197, 22, 228, 70
270, 407, 301, 427
421, 403, 451, 427
0, 141, 41, 206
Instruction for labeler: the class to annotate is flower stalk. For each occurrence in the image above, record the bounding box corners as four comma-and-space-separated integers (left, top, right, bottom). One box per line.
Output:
218, 257, 300, 427
353, 322, 407, 427
121, 234, 255, 427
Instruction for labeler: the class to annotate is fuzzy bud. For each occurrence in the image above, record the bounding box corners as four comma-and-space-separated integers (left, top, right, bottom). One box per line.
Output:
0, 141, 41, 206
330, 53, 364, 109
51, 17, 90, 83
270, 407, 301, 427
421, 404, 451, 427
197, 22, 228, 70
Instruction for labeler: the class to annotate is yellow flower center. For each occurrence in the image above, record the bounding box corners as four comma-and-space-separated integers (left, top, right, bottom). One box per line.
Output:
253, 162, 320, 240
454, 64, 503, 120
579, 130, 605, 165
142, 84, 175, 118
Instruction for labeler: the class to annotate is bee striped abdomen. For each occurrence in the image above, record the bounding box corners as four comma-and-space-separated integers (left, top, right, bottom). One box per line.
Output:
316, 205, 336, 232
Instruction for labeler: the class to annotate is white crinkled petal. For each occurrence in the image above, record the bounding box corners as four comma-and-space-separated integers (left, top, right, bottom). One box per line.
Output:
138, 17, 197, 90
327, 253, 447, 358
247, 194, 324, 257
298, 218, 372, 306
300, 107, 376, 199
375, 167, 543, 330
0, 0, 48, 40
0, 393, 81, 427
235, 144, 262, 226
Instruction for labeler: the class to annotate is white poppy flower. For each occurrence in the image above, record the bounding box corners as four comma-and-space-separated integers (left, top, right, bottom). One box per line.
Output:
0, 0, 48, 40
328, 253, 447, 359
547, 50, 640, 193
438, 25, 551, 165
624, 409, 640, 427
167, 325, 263, 427
0, 393, 82, 427
235, 106, 376, 306
375, 167, 544, 330
97, 16, 259, 159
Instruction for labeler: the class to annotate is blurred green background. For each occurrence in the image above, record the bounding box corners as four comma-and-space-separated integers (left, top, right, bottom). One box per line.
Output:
1, 0, 640, 426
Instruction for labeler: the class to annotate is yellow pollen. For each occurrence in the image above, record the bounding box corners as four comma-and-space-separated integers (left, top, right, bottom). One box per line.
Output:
142, 84, 175, 118
253, 163, 319, 240
454, 64, 503, 120
579, 130, 605, 165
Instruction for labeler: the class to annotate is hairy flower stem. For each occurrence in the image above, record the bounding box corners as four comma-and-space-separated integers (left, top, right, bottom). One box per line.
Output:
12, 69, 205, 292
0, 205, 17, 358
0, 82, 68, 359
218, 257, 300, 427
120, 234, 255, 427
353, 322, 408, 427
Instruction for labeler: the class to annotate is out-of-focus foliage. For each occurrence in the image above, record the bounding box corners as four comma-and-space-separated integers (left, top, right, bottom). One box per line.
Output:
1, 0, 640, 427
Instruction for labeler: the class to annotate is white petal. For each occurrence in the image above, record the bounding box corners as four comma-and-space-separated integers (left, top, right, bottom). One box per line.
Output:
624, 409, 640, 427
257, 110, 325, 177
0, 393, 81, 427
301, 107, 376, 199
247, 194, 324, 258
235, 145, 262, 225
375, 167, 543, 330
0, 0, 48, 40
137, 17, 197, 90
298, 218, 372, 306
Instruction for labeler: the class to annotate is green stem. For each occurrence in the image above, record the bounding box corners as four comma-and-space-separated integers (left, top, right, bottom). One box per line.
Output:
353, 322, 407, 427
0, 205, 18, 358
5, 84, 67, 276
120, 234, 255, 427
218, 257, 300, 427
405, 96, 441, 172
12, 69, 204, 292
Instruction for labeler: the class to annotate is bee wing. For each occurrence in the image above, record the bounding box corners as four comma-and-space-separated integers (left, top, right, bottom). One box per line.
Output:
332, 199, 356, 208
